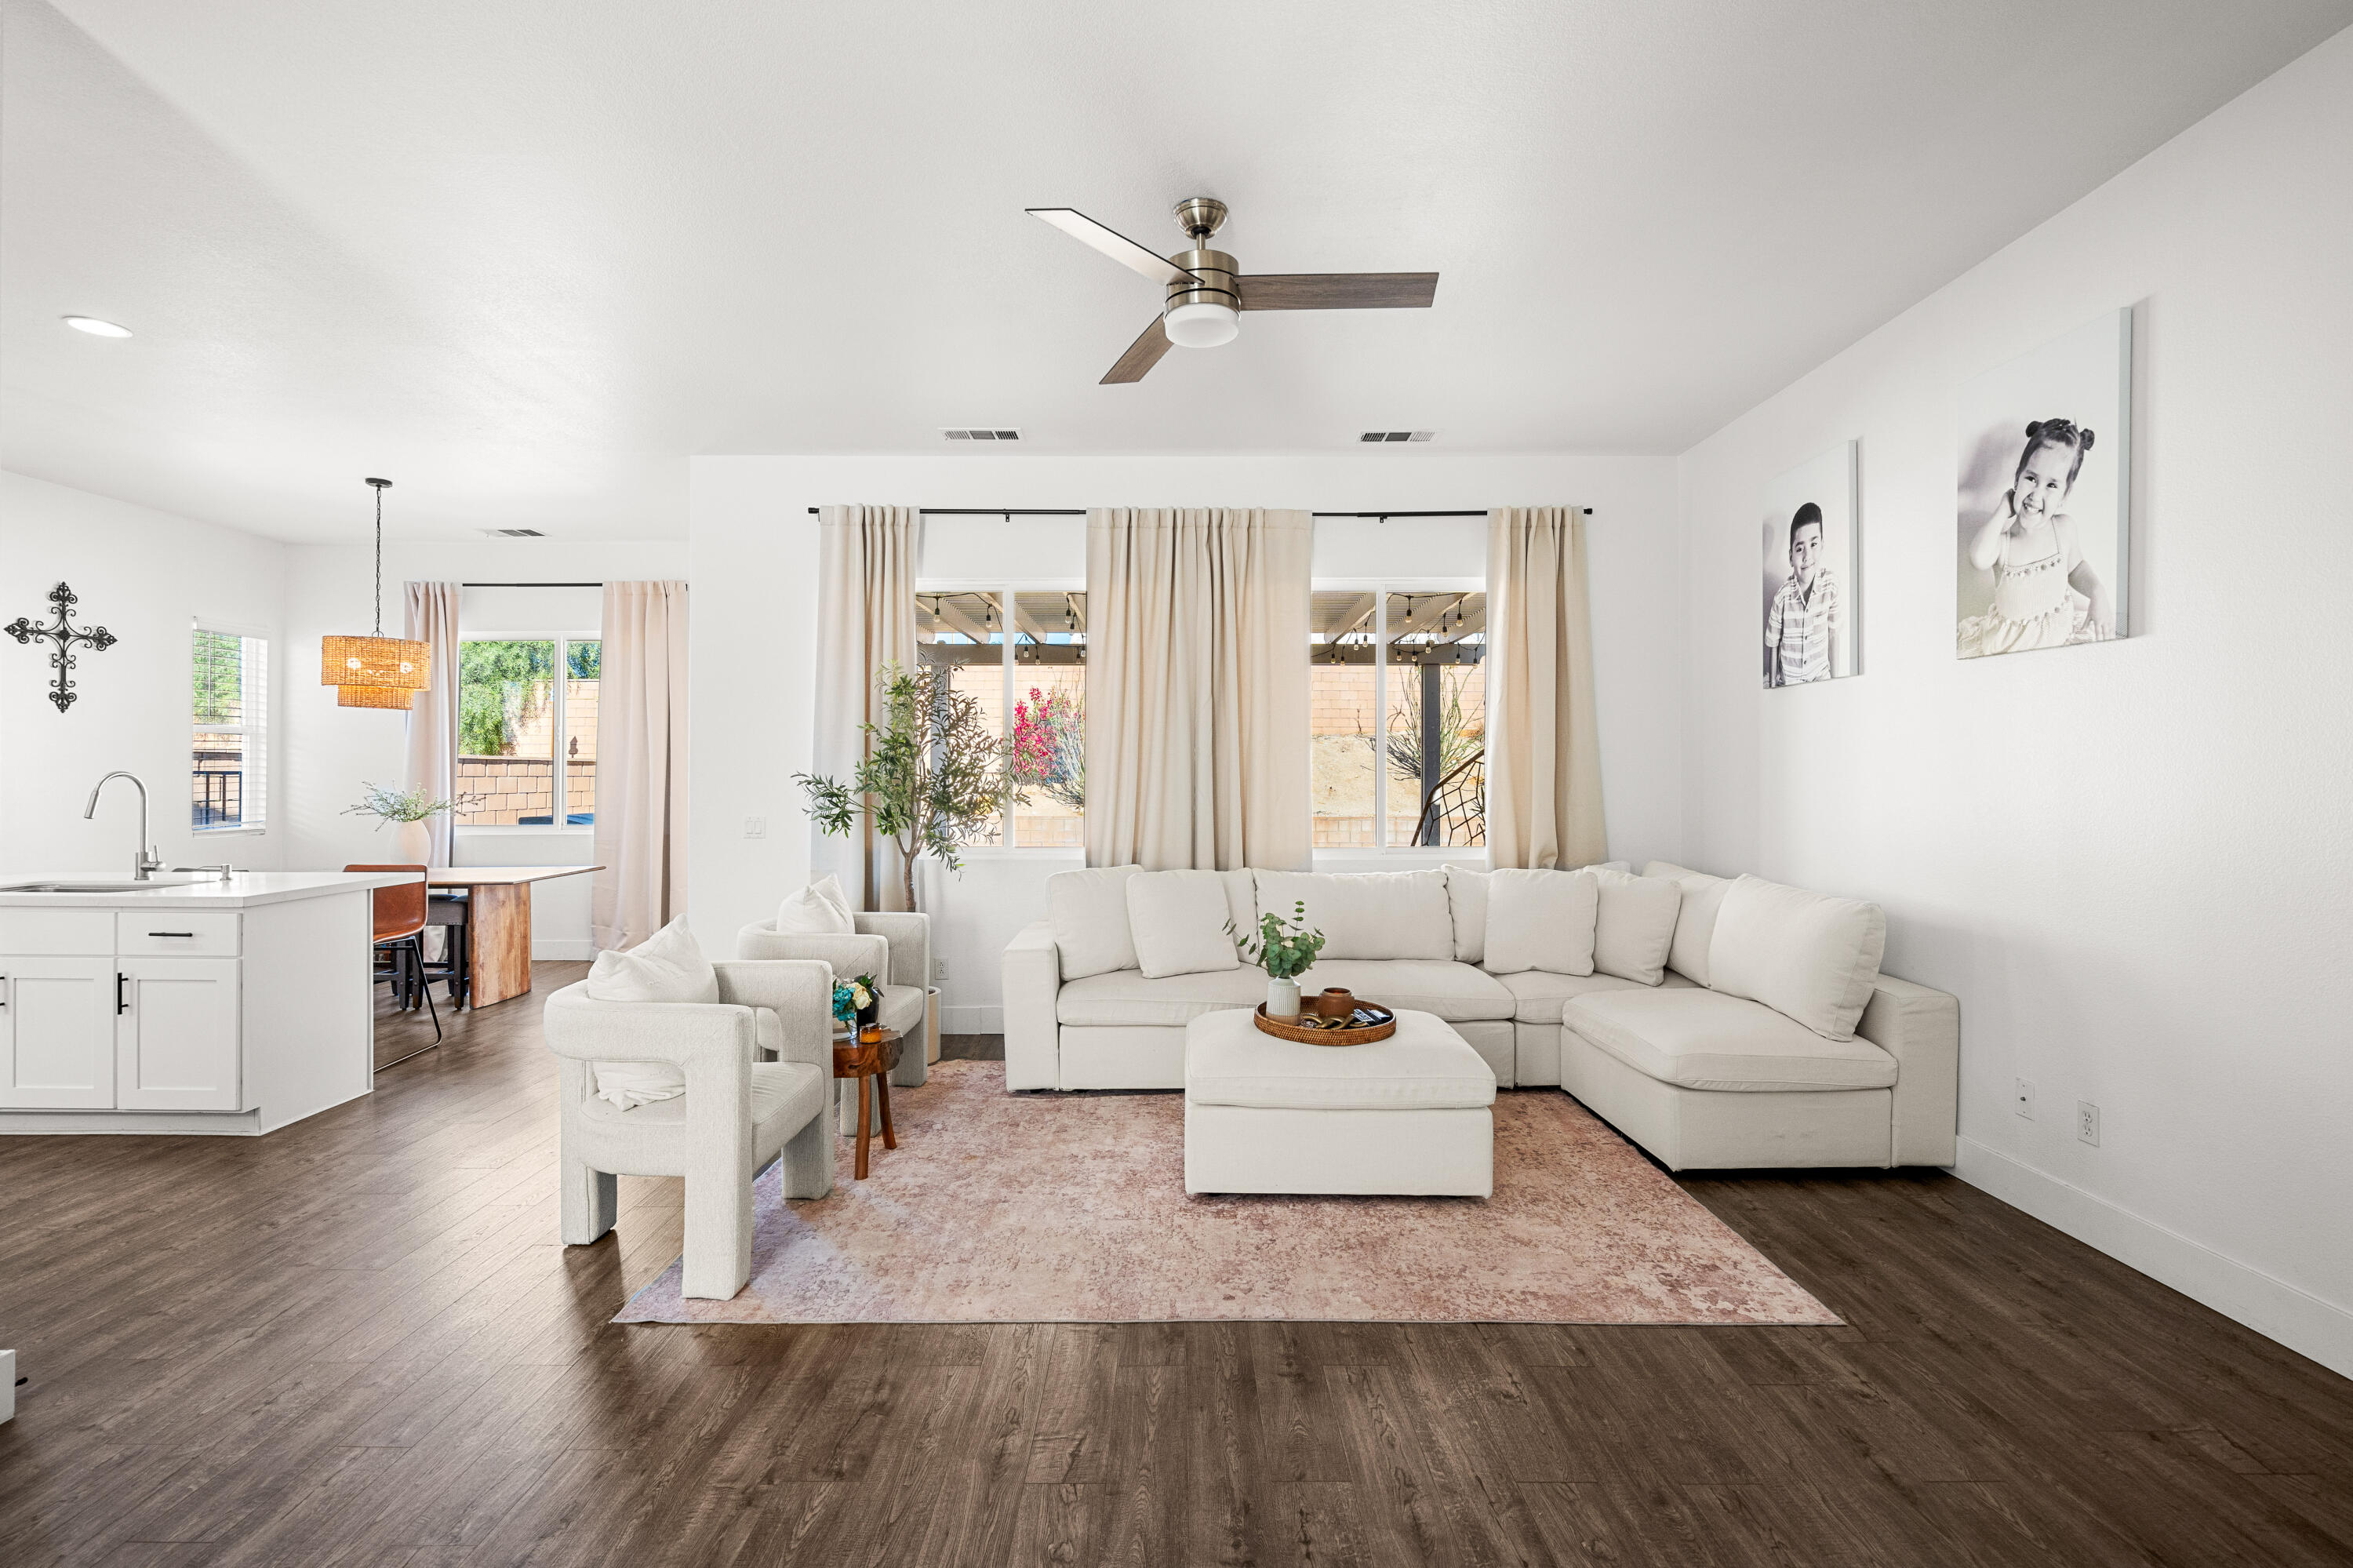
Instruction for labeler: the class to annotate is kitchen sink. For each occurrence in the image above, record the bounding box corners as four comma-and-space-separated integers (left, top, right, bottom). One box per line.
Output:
1, 875, 216, 893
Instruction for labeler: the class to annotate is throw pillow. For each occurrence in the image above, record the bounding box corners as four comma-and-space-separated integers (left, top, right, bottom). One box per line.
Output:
1250, 868, 1453, 961
1047, 864, 1141, 979
774, 873, 855, 937
1707, 874, 1886, 1040
1588, 867, 1682, 986
1641, 860, 1732, 986
583, 916, 720, 1109
1482, 868, 1599, 977
1126, 870, 1242, 979
1445, 866, 1489, 963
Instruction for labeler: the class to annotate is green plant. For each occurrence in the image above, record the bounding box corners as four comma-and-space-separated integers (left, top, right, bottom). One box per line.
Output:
831, 973, 880, 1028
794, 662, 1026, 912
459, 640, 555, 757
342, 780, 485, 826
1227, 900, 1327, 980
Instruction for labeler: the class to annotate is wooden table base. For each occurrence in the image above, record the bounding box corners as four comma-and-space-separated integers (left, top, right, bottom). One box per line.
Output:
465, 882, 533, 1007
833, 1029, 904, 1181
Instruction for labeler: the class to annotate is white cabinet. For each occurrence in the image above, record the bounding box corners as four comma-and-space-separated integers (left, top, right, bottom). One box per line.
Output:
0, 957, 118, 1108
115, 958, 242, 1111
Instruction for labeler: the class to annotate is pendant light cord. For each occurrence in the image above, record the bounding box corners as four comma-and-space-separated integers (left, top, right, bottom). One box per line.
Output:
366, 477, 393, 636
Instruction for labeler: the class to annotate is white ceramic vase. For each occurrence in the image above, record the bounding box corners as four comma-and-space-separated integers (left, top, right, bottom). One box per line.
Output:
391, 818, 433, 865
1267, 975, 1301, 1020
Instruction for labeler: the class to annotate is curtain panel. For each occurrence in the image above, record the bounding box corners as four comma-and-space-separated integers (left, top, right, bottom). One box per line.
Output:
1485, 507, 1607, 869
811, 505, 920, 910
1084, 508, 1312, 871
592, 580, 690, 951
401, 581, 462, 867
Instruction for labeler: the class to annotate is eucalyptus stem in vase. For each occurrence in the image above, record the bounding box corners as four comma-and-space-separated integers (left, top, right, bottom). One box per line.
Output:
1227, 900, 1327, 1020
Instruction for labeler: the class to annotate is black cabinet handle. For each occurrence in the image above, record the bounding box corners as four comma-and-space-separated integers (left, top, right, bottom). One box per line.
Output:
116, 973, 129, 1014
0, 975, 8, 1007
148, 931, 195, 938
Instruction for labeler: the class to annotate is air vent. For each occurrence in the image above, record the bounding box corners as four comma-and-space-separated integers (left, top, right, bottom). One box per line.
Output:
1358, 430, 1437, 443
943, 427, 1022, 442
480, 528, 544, 537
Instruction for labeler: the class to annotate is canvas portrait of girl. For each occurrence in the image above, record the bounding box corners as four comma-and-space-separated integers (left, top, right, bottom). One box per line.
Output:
1955, 310, 2132, 660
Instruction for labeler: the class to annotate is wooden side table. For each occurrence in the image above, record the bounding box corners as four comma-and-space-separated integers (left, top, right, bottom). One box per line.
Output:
831, 1027, 904, 1181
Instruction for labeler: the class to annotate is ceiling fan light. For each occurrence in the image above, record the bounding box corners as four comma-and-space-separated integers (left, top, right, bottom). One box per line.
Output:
1162, 302, 1238, 349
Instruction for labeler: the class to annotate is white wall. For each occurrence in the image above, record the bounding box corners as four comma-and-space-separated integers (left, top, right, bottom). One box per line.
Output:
282, 539, 687, 956
1675, 31, 2353, 1377
689, 454, 1683, 1028
0, 471, 289, 876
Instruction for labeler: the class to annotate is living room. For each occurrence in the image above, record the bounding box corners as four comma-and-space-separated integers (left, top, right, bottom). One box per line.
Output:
4, 4, 2351, 1564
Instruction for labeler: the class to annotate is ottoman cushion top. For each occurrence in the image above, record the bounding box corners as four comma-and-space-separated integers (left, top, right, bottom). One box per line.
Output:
1184, 1007, 1497, 1111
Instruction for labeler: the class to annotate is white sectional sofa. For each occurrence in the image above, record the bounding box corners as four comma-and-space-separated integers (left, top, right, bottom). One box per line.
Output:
1000, 860, 1958, 1170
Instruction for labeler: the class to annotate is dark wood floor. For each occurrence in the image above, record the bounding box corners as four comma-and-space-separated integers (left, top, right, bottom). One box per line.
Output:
4, 963, 2349, 1567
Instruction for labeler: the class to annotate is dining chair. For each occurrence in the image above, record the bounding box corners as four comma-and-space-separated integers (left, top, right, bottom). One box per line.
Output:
348, 864, 440, 1044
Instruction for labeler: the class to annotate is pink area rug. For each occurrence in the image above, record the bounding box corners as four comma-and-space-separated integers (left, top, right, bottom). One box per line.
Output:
615, 1060, 1838, 1326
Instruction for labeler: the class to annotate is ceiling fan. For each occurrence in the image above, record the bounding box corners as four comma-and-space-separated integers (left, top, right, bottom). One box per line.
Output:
1027, 197, 1438, 384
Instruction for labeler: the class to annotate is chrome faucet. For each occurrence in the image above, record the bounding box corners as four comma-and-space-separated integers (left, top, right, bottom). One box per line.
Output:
84, 771, 162, 881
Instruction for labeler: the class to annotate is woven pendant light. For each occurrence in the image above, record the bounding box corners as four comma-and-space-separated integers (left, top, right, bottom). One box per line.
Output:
322, 478, 430, 708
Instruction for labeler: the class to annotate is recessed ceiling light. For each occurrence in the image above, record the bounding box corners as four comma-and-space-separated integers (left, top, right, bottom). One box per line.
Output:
64, 316, 133, 337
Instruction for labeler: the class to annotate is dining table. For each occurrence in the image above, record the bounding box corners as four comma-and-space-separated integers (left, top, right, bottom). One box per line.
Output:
425, 865, 602, 1007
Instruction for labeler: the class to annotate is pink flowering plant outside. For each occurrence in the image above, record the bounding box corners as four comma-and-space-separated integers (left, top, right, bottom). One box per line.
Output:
1010, 686, 1086, 811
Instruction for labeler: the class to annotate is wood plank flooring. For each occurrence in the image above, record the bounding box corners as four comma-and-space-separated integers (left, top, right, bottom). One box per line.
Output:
3, 962, 2349, 1566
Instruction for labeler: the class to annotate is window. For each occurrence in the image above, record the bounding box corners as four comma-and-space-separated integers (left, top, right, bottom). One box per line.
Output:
1311, 587, 1486, 849
917, 587, 1086, 849
192, 627, 267, 831
456, 636, 600, 826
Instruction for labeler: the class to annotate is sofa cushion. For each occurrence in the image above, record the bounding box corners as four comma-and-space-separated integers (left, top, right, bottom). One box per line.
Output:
1591, 867, 1682, 987
1445, 867, 1489, 962
1707, 875, 1886, 1040
1057, 966, 1267, 1028
1253, 869, 1454, 961
1046, 864, 1140, 980
1562, 988, 1897, 1093
1496, 969, 1651, 1024
1292, 959, 1516, 1022
774, 874, 856, 937
1642, 860, 1731, 986
1482, 868, 1598, 976
1127, 870, 1242, 979
1184, 1007, 1496, 1111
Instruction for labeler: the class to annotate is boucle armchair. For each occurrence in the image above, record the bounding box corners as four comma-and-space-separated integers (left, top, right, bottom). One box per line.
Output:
544, 960, 835, 1300
737, 910, 931, 1088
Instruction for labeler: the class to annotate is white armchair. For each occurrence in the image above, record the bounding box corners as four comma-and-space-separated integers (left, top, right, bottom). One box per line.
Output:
544, 960, 835, 1300
737, 911, 932, 1088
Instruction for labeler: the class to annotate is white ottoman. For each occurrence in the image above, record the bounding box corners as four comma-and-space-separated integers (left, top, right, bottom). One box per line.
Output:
1183, 1007, 1497, 1196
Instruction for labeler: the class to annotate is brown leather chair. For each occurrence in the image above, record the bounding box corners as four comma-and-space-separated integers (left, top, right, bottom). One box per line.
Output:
349, 864, 439, 1043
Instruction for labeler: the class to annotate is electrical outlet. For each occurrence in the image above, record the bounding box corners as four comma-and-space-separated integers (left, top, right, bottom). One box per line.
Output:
2013, 1079, 2035, 1119
743, 816, 766, 839
2077, 1101, 2100, 1146
933, 957, 948, 981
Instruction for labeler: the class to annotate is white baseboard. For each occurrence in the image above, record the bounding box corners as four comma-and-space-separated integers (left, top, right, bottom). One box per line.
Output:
942, 1005, 1002, 1035
1955, 1136, 2353, 1381
533, 939, 595, 961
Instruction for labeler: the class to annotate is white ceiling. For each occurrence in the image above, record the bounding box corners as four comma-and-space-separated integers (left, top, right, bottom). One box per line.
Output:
4, 0, 2346, 541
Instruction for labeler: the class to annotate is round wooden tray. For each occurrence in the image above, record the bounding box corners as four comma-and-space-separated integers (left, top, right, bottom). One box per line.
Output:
1252, 1002, 1397, 1046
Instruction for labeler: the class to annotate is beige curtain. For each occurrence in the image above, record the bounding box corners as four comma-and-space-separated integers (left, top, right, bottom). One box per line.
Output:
1486, 508, 1608, 869
592, 581, 690, 951
1085, 508, 1311, 871
811, 506, 920, 910
401, 582, 461, 867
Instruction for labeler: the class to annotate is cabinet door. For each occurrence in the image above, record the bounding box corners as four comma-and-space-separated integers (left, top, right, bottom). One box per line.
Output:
115, 958, 242, 1111
0, 956, 118, 1108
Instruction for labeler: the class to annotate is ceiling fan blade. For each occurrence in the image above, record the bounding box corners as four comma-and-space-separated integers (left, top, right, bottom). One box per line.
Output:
1238, 273, 1439, 311
1028, 208, 1198, 288
1101, 316, 1173, 384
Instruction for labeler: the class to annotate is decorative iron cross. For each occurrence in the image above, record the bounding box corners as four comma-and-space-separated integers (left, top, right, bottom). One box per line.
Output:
6, 581, 116, 712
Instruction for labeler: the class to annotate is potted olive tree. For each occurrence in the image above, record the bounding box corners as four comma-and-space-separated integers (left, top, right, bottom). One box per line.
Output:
793, 663, 1025, 915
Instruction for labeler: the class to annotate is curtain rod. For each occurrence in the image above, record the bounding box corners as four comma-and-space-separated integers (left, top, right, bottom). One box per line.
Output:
460, 580, 606, 587
803, 507, 1591, 518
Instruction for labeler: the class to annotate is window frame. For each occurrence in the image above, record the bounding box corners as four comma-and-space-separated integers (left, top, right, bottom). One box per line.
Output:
915, 577, 1087, 857
453, 628, 599, 834
1310, 575, 1487, 861
191, 619, 269, 835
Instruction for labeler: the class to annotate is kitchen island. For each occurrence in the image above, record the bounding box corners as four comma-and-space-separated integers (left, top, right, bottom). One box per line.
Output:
0, 871, 420, 1136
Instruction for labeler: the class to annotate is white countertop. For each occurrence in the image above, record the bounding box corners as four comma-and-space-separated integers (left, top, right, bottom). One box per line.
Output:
0, 870, 420, 909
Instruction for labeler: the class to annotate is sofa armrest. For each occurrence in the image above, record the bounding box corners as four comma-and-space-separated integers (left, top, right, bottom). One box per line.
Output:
735, 924, 890, 982
542, 982, 761, 1133
1002, 920, 1063, 1091
854, 911, 931, 991
1857, 973, 1959, 1166
713, 960, 835, 1070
